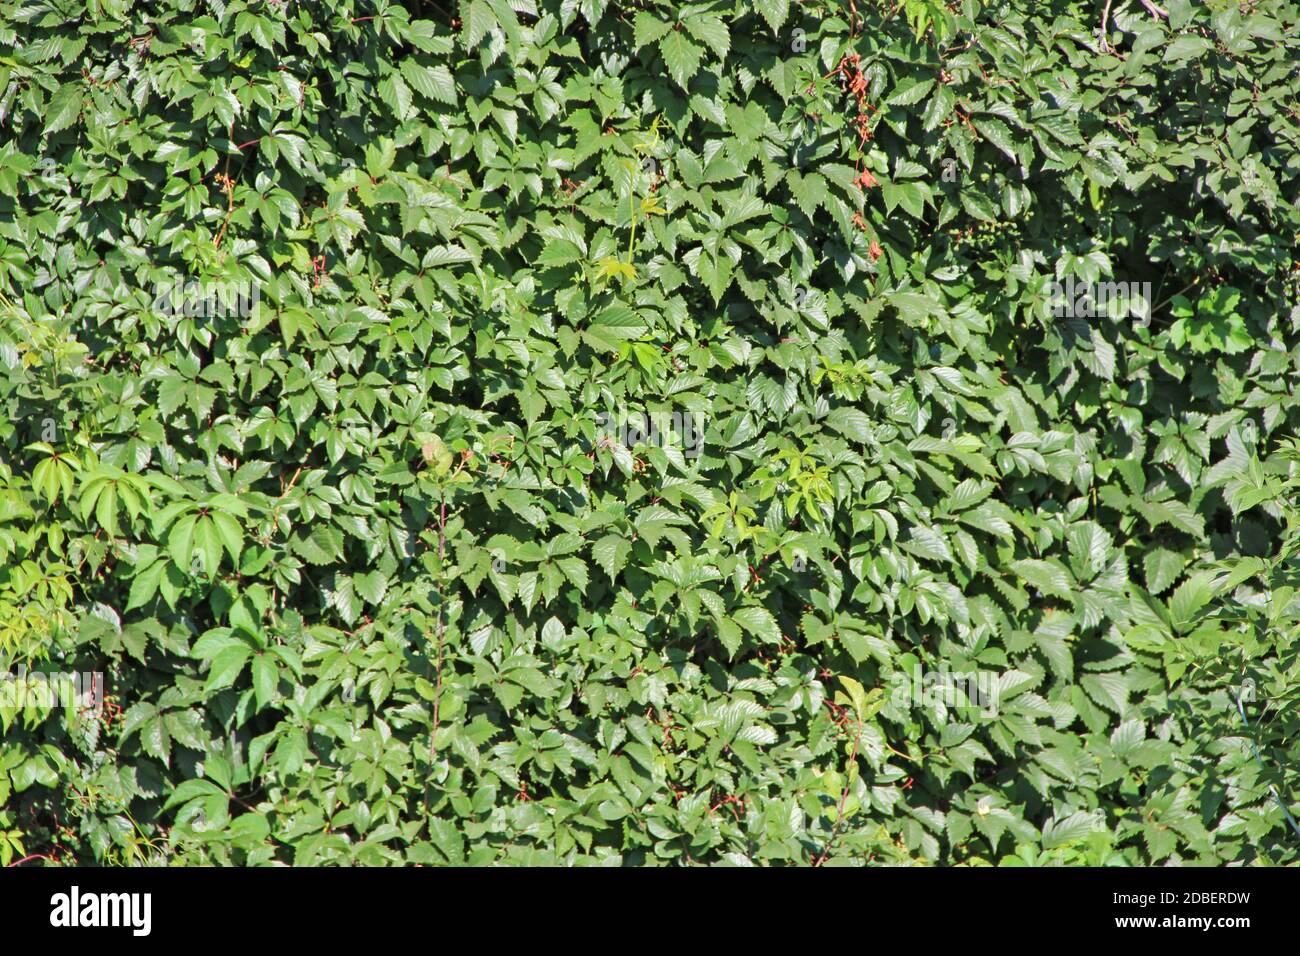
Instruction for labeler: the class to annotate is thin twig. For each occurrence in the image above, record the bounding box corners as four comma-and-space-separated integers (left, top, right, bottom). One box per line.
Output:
265, 465, 304, 538
1099, 0, 1115, 52
814, 714, 863, 867
1237, 693, 1300, 840
213, 122, 239, 249
424, 493, 448, 819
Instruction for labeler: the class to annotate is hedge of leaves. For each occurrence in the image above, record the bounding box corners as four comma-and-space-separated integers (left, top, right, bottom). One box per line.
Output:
2, 0, 1299, 866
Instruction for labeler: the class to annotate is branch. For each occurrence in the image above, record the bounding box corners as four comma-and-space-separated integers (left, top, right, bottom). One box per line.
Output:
424, 492, 448, 822
1099, 0, 1116, 52
814, 715, 863, 867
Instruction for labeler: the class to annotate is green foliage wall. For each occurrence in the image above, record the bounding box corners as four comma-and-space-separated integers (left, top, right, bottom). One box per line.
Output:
2, 0, 1299, 865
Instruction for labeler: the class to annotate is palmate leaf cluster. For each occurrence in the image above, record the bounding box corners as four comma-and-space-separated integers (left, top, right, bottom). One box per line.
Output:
1, 0, 1299, 866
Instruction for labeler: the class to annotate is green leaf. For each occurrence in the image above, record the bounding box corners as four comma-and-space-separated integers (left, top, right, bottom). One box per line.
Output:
887, 78, 935, 107
168, 514, 198, 571
825, 407, 872, 442
401, 60, 456, 105
126, 560, 166, 611
1143, 548, 1184, 596
732, 605, 781, 643
1012, 558, 1074, 599
252, 654, 278, 709
462, 0, 497, 49
207, 644, 252, 692
659, 31, 704, 90
592, 534, 631, 582
683, 15, 729, 59
44, 82, 84, 134
754, 0, 791, 33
